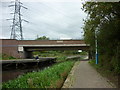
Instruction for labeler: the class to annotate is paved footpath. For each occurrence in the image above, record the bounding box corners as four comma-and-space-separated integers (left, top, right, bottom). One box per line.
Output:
63, 61, 115, 88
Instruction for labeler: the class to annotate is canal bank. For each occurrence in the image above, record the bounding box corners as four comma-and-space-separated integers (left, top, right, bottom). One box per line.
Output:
2, 60, 76, 88
2, 57, 56, 82
2, 56, 81, 85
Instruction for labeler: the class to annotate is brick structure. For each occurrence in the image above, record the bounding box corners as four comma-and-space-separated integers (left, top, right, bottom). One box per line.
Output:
0, 39, 21, 58
0, 39, 90, 59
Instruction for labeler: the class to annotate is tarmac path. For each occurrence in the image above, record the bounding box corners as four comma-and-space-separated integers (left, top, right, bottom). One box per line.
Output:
63, 60, 115, 88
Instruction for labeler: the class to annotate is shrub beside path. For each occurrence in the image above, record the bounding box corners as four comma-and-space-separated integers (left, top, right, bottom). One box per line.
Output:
63, 60, 116, 88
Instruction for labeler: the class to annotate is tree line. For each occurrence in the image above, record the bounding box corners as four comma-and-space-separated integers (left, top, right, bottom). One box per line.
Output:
82, 2, 120, 75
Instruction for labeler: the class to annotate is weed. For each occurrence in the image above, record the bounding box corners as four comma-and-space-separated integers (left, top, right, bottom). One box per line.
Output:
2, 61, 75, 88
0, 54, 16, 60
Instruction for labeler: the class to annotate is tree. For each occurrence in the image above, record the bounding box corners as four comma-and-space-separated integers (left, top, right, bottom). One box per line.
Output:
36, 36, 49, 40
82, 2, 120, 75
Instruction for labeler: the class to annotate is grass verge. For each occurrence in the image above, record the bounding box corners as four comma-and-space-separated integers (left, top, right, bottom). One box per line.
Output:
2, 60, 75, 88
0, 54, 16, 60
89, 60, 118, 88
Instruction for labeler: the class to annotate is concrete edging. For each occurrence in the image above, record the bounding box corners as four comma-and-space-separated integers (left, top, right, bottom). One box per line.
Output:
62, 61, 80, 88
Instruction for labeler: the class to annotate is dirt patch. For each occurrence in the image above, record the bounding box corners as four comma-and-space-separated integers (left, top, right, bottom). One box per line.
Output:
56, 79, 64, 88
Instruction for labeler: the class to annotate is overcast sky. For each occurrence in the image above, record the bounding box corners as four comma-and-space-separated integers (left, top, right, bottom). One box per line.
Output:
0, 0, 87, 40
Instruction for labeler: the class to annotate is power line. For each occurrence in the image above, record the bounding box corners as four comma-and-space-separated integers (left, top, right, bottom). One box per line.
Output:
24, 3, 82, 28
7, 0, 28, 40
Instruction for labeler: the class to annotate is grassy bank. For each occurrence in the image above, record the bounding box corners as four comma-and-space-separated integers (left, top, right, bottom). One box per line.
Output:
2, 60, 75, 88
0, 54, 16, 60
89, 60, 118, 87
33, 51, 80, 62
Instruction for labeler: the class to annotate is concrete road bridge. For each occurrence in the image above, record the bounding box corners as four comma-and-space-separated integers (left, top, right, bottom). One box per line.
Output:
0, 39, 90, 59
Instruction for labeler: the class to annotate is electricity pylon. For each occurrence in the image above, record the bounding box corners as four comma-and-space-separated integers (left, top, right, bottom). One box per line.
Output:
7, 0, 28, 40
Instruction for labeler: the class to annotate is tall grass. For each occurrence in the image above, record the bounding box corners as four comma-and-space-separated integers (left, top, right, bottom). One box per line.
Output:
2, 61, 75, 88
0, 54, 16, 60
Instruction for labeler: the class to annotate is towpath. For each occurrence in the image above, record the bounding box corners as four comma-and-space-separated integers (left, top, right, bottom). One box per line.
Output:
63, 60, 115, 88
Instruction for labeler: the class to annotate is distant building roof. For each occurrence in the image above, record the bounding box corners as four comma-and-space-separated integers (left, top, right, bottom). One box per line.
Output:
60, 37, 72, 40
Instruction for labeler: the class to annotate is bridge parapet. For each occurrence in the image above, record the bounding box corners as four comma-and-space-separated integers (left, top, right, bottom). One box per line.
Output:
0, 39, 90, 59
18, 40, 86, 45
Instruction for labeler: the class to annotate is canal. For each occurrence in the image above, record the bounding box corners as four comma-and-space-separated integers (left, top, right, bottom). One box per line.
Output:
2, 58, 56, 82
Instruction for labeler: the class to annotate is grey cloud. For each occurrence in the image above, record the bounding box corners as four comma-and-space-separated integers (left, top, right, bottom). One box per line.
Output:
1, 1, 87, 40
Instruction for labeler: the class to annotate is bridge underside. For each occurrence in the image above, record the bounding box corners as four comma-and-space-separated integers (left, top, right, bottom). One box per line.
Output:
1, 39, 90, 59
21, 45, 90, 59
24, 46, 89, 51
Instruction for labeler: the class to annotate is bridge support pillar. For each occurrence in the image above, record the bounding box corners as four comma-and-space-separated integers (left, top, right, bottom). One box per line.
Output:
24, 51, 33, 59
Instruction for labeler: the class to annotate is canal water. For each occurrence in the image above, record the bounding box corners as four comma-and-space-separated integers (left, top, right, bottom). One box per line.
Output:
2, 61, 56, 82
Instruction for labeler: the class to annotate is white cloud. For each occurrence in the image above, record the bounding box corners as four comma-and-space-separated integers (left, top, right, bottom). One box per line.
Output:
1, 1, 87, 40
1, 0, 85, 2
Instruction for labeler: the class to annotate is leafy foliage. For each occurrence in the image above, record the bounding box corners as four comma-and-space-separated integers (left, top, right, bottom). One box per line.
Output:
33, 50, 80, 62
35, 36, 49, 40
82, 2, 120, 75
0, 54, 16, 60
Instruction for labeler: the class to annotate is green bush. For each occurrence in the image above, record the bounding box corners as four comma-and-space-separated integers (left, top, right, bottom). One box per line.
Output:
89, 60, 102, 69
2, 61, 75, 88
33, 50, 82, 62
0, 54, 16, 60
